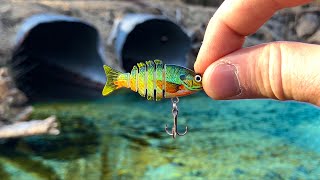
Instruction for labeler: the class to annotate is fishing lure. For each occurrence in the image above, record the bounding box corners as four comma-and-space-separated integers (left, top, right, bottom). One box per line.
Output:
102, 60, 203, 138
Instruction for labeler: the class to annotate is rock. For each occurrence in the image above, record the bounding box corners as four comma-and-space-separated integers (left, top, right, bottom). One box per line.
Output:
0, 70, 11, 102
0, 67, 30, 123
182, 0, 224, 7
0, 67, 59, 138
296, 13, 319, 38
308, 29, 320, 44
6, 88, 28, 106
0, 68, 27, 106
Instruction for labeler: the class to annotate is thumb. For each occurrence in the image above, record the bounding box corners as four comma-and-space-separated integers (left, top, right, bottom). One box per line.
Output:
202, 41, 320, 106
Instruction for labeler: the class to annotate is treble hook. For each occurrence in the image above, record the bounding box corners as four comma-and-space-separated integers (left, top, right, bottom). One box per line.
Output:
165, 97, 188, 139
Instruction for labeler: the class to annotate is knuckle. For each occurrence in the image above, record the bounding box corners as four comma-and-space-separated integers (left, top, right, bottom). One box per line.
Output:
259, 42, 286, 100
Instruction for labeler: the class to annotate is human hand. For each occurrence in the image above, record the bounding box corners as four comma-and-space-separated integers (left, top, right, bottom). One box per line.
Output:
194, 0, 320, 106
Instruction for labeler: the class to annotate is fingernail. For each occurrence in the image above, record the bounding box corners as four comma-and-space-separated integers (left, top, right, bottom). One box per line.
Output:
209, 63, 241, 99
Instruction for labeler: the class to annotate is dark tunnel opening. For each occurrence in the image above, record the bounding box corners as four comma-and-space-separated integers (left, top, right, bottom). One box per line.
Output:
10, 17, 106, 101
118, 18, 191, 72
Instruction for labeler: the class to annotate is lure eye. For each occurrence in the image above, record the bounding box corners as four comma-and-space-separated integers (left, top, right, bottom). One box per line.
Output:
180, 74, 186, 80
194, 75, 202, 82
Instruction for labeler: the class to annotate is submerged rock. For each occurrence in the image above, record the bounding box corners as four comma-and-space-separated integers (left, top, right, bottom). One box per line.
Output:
21, 116, 99, 160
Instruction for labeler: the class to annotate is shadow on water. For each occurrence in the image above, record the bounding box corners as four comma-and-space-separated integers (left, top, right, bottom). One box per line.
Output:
21, 116, 100, 160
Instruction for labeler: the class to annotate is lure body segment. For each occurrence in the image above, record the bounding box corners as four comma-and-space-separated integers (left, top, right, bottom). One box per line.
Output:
102, 60, 202, 101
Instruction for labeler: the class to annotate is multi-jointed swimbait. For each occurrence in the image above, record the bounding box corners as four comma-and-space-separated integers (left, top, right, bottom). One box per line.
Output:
102, 60, 203, 138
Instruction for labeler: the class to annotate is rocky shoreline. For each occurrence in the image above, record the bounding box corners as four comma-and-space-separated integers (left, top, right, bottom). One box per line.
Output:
0, 67, 59, 138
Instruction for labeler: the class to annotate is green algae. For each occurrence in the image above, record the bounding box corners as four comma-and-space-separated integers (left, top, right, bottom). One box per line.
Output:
0, 141, 60, 180
2, 92, 320, 179
0, 164, 11, 180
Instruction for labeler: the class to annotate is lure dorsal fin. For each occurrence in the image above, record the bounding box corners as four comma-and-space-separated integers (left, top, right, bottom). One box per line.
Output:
137, 62, 146, 71
153, 59, 163, 65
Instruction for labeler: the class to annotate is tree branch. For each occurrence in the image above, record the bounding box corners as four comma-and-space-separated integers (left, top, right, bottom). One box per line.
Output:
0, 116, 59, 138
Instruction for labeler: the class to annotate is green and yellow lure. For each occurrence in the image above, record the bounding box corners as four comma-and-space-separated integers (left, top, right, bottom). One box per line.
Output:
102, 60, 203, 101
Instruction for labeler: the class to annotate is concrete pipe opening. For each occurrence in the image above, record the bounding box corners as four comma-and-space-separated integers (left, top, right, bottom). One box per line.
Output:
10, 14, 106, 101
115, 14, 191, 72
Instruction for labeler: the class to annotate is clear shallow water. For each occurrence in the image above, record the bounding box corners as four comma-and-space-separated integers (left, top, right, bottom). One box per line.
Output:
1, 91, 320, 179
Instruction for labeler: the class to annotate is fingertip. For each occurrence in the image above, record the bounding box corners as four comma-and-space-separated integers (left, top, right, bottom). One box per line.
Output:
193, 58, 202, 73
203, 62, 241, 100
202, 63, 216, 99
194, 43, 210, 73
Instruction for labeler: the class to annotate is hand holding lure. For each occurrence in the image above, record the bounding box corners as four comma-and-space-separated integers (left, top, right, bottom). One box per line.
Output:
102, 60, 203, 138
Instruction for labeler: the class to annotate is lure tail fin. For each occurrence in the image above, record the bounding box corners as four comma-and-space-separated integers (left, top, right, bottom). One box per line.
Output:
102, 65, 122, 96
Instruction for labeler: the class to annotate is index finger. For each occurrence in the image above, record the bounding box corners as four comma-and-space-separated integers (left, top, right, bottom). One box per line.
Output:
194, 0, 312, 73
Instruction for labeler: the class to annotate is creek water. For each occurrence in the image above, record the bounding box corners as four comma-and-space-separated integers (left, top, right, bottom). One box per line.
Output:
1, 91, 320, 179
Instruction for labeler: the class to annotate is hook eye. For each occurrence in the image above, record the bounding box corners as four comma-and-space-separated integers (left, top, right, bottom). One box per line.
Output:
194, 75, 202, 82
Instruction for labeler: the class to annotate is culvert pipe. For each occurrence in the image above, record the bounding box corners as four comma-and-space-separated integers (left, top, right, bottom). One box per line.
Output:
10, 14, 106, 101
115, 13, 191, 72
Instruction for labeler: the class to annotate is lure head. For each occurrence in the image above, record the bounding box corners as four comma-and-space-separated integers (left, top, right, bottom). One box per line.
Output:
164, 64, 203, 98
178, 69, 203, 91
